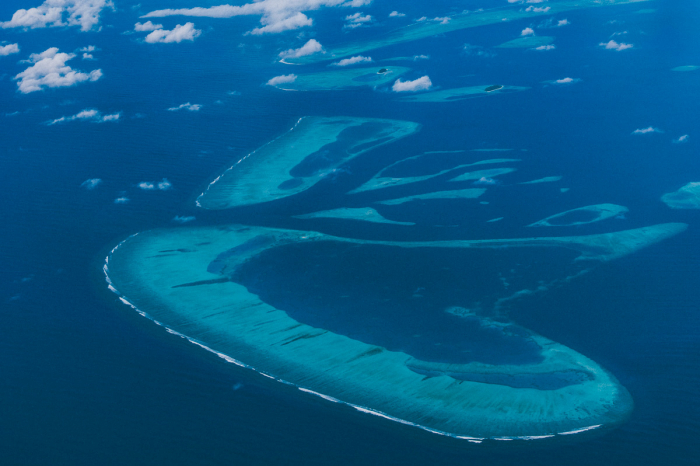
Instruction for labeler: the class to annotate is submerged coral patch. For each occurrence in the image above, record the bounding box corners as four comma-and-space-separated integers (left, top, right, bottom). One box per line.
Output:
661, 182, 700, 209
399, 85, 528, 102
197, 116, 420, 209
529, 204, 629, 227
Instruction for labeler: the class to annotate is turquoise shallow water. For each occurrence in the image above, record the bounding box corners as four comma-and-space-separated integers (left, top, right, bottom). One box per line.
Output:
1, 0, 700, 464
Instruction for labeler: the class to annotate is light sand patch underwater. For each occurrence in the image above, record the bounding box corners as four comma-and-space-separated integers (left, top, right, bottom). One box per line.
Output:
106, 222, 686, 439
449, 167, 517, 183
376, 188, 485, 205
399, 85, 529, 103
661, 182, 700, 209
350, 157, 519, 194
294, 207, 414, 225
671, 65, 700, 72
529, 204, 629, 227
520, 176, 563, 185
497, 36, 555, 49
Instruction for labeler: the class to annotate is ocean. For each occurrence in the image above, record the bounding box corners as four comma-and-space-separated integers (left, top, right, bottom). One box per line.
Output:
1, 0, 699, 464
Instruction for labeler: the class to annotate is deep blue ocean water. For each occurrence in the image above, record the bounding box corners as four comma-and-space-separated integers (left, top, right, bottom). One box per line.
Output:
1, 0, 699, 464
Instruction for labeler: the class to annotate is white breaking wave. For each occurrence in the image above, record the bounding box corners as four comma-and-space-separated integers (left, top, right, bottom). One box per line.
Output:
195, 117, 305, 209
558, 425, 601, 435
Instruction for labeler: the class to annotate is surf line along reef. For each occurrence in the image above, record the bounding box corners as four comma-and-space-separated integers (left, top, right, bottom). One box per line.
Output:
105, 114, 688, 442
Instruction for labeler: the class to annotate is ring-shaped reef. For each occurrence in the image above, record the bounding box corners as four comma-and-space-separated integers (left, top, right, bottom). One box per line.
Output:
197, 116, 421, 210
283, 0, 650, 64
105, 222, 686, 440
528, 204, 629, 227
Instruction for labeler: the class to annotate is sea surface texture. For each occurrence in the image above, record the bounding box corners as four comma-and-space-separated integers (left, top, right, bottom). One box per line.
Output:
1, 0, 699, 465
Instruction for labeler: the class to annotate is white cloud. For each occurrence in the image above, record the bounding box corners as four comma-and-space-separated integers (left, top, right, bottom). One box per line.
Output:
554, 77, 580, 84
610, 31, 628, 37
344, 12, 372, 28
673, 134, 689, 144
331, 55, 371, 66
0, 43, 20, 56
134, 20, 162, 31
138, 178, 172, 191
48, 108, 120, 124
1, 0, 114, 32
632, 127, 662, 135
392, 76, 432, 92
417, 16, 450, 25
143, 1, 373, 35
145, 22, 201, 43
413, 54, 429, 60
81, 178, 102, 189
79, 46, 99, 59
14, 48, 102, 94
168, 102, 202, 111
533, 44, 555, 50
267, 74, 297, 86
251, 12, 312, 34
172, 215, 196, 223
474, 177, 496, 186
526, 6, 550, 12
600, 40, 633, 51
558, 19, 570, 26
114, 197, 129, 204
521, 27, 535, 36
278, 38, 323, 59
389, 11, 405, 18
